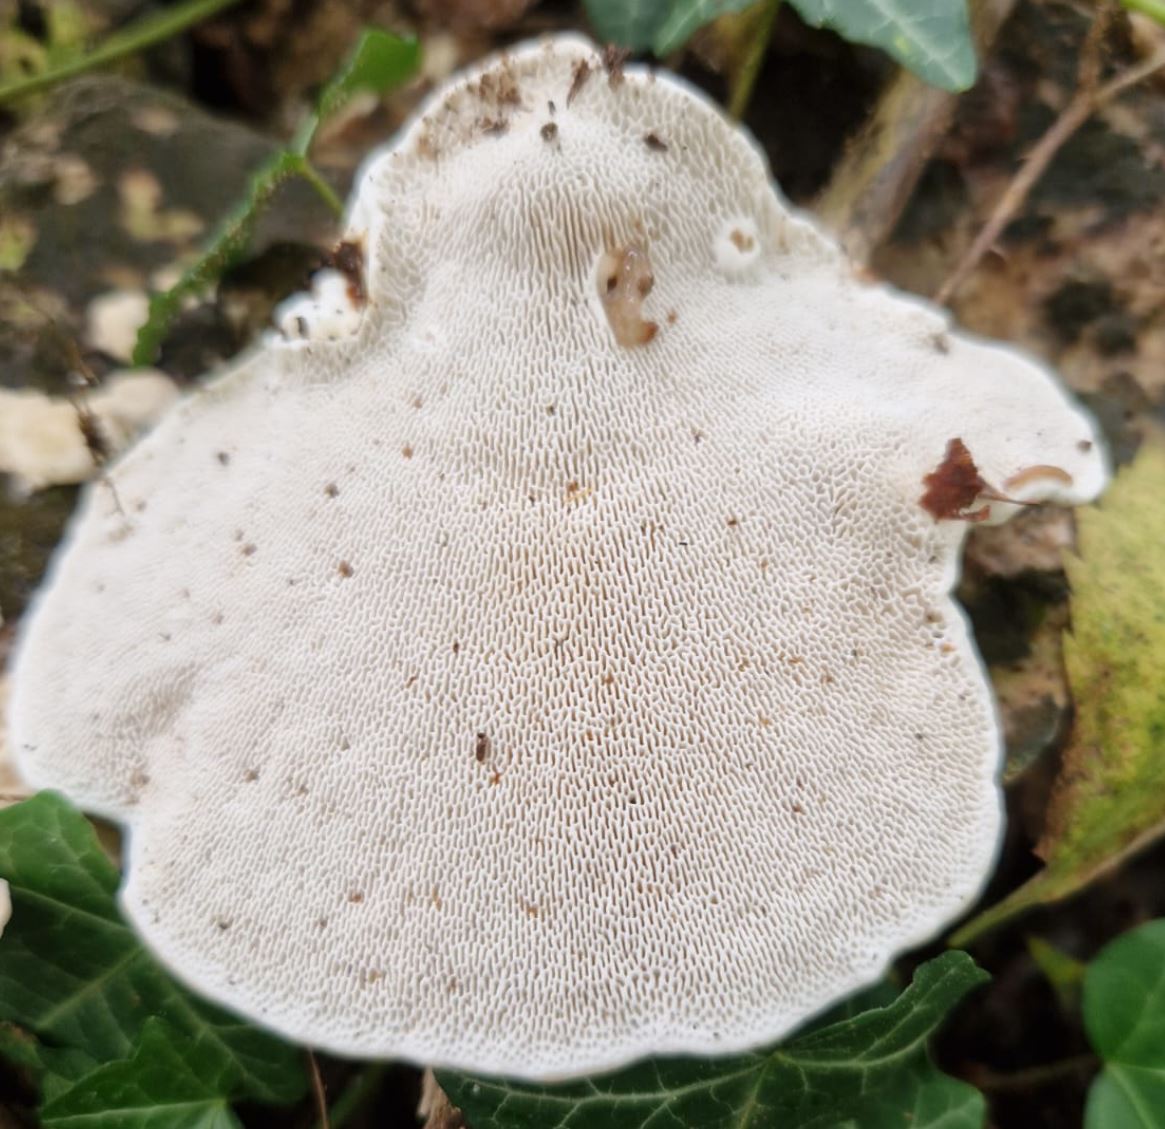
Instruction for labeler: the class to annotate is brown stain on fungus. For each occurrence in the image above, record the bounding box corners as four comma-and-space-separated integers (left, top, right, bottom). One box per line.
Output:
327, 239, 366, 307
348, 891, 364, 904
540, 121, 558, 142
215, 451, 230, 466
337, 560, 354, 578
475, 732, 490, 763
644, 132, 668, 152
478, 117, 508, 136
567, 59, 593, 104
402, 444, 414, 459
599, 243, 659, 347
324, 483, 339, 498
728, 229, 756, 253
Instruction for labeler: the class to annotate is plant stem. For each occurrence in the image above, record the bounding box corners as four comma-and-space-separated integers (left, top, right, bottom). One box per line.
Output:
974, 1053, 1098, 1092
293, 157, 346, 218
729, 0, 781, 120
308, 1051, 330, 1129
0, 0, 245, 107
316, 1063, 390, 1129
934, 33, 1165, 305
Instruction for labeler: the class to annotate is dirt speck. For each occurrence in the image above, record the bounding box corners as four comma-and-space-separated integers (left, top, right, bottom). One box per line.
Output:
324, 482, 339, 497
337, 560, 354, 577
540, 121, 558, 142
644, 131, 668, 152
475, 731, 490, 763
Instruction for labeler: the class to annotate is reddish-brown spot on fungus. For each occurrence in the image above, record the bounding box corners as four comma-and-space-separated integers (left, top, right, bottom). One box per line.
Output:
327, 239, 366, 308
598, 243, 658, 347
920, 438, 993, 522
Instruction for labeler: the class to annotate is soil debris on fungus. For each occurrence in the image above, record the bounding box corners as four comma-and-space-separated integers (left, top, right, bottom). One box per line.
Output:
326, 239, 367, 308
602, 45, 629, 87
567, 58, 593, 104
644, 132, 668, 151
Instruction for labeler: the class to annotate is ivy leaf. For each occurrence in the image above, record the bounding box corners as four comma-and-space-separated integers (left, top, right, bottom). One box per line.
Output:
0, 792, 305, 1105
789, 0, 976, 91
314, 27, 420, 126
952, 439, 1165, 945
653, 1, 760, 55
439, 951, 987, 1129
1083, 919, 1165, 1129
583, 0, 976, 90
42, 1020, 244, 1129
584, 0, 672, 50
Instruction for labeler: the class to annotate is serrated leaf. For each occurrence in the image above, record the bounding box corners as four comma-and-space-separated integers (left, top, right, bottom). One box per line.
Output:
439, 952, 987, 1129
314, 28, 421, 125
132, 28, 419, 365
42, 1020, 243, 1129
0, 792, 305, 1105
952, 440, 1165, 945
584, 0, 671, 50
653, 1, 761, 55
789, 0, 976, 91
1083, 919, 1165, 1129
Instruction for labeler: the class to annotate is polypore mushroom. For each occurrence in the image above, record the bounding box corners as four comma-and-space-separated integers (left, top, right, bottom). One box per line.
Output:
7, 36, 1107, 1080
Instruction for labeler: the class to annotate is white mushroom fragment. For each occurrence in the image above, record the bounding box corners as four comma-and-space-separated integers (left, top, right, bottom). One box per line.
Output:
7, 36, 1108, 1081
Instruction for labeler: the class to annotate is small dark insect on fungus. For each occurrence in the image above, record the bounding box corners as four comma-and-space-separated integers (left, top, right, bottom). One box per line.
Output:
475, 732, 490, 763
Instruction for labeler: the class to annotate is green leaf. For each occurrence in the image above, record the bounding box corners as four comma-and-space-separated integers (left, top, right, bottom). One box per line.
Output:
1121, 1, 1165, 29
313, 28, 421, 129
439, 951, 988, 1129
584, 0, 672, 50
42, 1020, 243, 1129
131, 28, 419, 365
788, 0, 976, 91
952, 440, 1165, 945
0, 792, 305, 1105
1084, 919, 1165, 1129
653, 1, 760, 55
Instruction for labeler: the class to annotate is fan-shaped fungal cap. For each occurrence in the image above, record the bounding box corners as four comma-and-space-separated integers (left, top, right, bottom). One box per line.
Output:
8, 36, 1108, 1080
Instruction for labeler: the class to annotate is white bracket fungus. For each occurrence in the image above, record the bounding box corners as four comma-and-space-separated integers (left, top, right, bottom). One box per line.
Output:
7, 36, 1108, 1081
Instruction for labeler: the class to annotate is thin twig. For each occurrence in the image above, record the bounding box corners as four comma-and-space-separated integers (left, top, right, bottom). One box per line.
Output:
322, 1063, 390, 1129
729, 0, 782, 121
308, 1051, 330, 1129
815, 0, 1018, 262
0, 0, 245, 106
973, 1052, 1098, 1092
934, 9, 1165, 305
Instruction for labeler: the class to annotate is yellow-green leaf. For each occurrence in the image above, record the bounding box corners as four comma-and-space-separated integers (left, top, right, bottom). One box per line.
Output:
952, 438, 1165, 945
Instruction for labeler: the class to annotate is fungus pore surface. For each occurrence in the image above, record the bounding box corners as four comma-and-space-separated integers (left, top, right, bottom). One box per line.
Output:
8, 36, 1108, 1080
